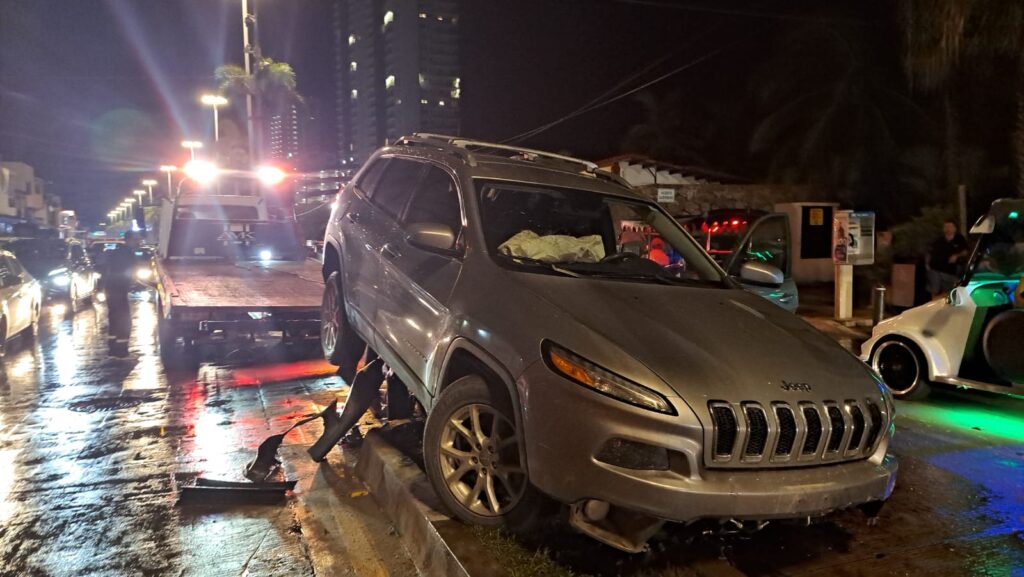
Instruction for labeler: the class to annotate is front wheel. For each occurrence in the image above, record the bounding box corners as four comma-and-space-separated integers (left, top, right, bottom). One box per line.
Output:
423, 375, 542, 529
871, 339, 931, 400
321, 271, 364, 367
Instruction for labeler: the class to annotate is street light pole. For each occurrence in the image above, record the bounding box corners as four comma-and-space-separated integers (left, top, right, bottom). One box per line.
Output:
159, 165, 176, 201
201, 95, 228, 142
242, 0, 263, 167
181, 141, 203, 161
141, 179, 157, 205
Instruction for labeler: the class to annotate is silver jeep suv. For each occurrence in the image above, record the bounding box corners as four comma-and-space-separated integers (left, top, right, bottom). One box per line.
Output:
320, 134, 897, 552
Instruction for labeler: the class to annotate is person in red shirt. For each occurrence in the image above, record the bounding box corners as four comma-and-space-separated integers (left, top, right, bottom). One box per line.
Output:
648, 237, 670, 266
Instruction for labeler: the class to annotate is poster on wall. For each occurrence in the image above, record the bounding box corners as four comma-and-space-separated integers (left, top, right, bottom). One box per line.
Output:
833, 210, 875, 265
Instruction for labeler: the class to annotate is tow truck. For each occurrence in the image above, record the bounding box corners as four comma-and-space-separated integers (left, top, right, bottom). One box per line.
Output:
154, 177, 324, 361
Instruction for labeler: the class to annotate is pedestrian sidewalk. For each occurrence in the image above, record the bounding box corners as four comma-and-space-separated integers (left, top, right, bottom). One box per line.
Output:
796, 284, 874, 353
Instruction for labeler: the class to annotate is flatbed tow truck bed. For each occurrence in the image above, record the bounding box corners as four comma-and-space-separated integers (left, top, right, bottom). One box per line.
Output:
156, 258, 324, 352
160, 258, 323, 309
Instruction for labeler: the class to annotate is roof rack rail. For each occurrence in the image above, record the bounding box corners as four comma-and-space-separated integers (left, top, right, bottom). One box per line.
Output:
399, 133, 600, 174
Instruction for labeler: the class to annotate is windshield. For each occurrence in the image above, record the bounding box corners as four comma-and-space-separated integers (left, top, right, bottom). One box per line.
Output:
972, 205, 1024, 280
4, 239, 67, 276
175, 205, 260, 220
476, 181, 725, 285
166, 219, 305, 261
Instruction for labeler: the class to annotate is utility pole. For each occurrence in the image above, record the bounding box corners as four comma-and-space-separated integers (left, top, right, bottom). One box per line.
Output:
242, 0, 263, 168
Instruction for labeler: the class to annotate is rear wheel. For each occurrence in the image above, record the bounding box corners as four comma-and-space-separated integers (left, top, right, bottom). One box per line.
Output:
423, 375, 544, 530
321, 271, 364, 367
871, 339, 931, 400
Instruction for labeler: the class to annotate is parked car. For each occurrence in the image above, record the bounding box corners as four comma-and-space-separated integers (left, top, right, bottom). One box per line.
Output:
320, 134, 897, 552
0, 249, 42, 355
863, 198, 1024, 399
678, 209, 798, 312
1, 238, 100, 313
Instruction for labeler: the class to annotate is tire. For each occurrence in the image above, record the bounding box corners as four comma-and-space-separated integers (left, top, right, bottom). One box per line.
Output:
157, 306, 177, 364
871, 339, 931, 400
423, 375, 545, 530
25, 303, 39, 340
321, 271, 364, 367
68, 284, 79, 316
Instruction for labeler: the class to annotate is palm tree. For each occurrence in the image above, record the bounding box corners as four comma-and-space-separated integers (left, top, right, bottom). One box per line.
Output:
621, 90, 712, 168
215, 58, 304, 163
750, 22, 929, 208
899, 0, 1024, 196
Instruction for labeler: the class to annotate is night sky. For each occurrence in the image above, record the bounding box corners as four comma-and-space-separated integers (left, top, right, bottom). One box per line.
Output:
1, 1, 894, 225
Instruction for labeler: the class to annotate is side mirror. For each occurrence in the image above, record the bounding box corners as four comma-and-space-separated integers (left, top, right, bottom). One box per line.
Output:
407, 222, 457, 253
970, 214, 995, 234
739, 261, 784, 286
948, 286, 969, 306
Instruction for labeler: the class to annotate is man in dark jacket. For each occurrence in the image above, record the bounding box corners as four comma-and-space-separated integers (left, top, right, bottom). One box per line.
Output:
102, 231, 143, 356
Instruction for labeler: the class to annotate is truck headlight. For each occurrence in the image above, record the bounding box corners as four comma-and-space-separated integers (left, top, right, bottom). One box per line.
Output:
543, 341, 675, 415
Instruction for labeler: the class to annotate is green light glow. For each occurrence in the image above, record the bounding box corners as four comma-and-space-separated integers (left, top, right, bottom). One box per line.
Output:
897, 396, 1024, 442
1008, 210, 1019, 219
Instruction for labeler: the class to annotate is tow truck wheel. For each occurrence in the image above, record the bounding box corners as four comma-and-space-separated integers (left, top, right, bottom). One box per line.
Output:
871, 339, 931, 400
321, 271, 363, 366
424, 375, 545, 531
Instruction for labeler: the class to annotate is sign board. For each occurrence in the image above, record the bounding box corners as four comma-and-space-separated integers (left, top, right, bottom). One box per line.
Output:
656, 188, 676, 203
832, 210, 875, 265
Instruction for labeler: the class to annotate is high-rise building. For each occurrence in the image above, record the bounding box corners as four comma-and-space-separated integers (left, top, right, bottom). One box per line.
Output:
334, 0, 460, 167
268, 104, 301, 162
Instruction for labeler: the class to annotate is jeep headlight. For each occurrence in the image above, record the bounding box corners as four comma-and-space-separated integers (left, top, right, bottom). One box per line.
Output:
543, 341, 675, 415
49, 270, 71, 287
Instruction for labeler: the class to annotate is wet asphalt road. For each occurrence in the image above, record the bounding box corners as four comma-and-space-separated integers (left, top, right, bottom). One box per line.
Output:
0, 296, 417, 577
0, 297, 1021, 576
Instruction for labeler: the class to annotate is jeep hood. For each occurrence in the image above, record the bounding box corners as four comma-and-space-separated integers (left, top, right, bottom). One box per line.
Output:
513, 274, 881, 405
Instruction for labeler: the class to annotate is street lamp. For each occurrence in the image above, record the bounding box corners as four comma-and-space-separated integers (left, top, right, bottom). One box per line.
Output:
200, 94, 228, 142
159, 165, 177, 198
141, 179, 157, 204
181, 140, 203, 161
133, 189, 146, 206
183, 160, 220, 185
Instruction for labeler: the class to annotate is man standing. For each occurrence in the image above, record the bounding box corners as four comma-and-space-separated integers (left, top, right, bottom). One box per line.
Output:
101, 231, 143, 356
926, 220, 970, 298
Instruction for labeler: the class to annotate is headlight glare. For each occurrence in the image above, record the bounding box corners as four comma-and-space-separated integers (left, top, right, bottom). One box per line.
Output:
51, 274, 71, 287
544, 342, 675, 415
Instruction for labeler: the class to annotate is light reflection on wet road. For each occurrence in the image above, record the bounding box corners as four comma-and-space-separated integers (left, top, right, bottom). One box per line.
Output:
0, 297, 1021, 576
0, 299, 416, 577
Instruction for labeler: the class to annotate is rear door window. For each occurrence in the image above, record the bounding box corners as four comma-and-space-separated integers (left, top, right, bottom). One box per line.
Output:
404, 165, 462, 235
369, 158, 424, 220
355, 158, 390, 196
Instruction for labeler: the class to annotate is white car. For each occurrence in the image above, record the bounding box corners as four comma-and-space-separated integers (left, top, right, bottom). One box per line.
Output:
0, 249, 42, 356
862, 199, 1024, 399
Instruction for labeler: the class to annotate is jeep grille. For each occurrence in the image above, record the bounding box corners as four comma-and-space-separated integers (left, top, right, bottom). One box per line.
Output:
707, 399, 887, 467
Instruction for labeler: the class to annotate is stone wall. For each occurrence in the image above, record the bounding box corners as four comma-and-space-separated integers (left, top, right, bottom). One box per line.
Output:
633, 183, 821, 215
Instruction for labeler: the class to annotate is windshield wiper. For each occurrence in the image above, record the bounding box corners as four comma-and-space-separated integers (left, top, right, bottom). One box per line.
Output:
500, 254, 581, 277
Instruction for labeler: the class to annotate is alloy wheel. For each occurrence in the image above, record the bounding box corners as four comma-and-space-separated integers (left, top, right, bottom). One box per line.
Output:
321, 283, 338, 355
873, 341, 920, 395
437, 403, 527, 517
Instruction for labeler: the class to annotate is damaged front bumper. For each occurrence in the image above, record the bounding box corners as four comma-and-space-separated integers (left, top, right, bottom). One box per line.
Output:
519, 362, 898, 552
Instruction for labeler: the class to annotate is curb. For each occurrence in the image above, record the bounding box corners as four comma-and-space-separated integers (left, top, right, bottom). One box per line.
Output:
355, 429, 508, 577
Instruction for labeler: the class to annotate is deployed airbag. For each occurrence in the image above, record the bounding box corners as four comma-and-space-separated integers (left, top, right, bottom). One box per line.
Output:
498, 230, 605, 263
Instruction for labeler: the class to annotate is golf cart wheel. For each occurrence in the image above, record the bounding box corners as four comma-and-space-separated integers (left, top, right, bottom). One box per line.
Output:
424, 375, 544, 530
321, 271, 364, 367
872, 339, 931, 400
982, 309, 1024, 384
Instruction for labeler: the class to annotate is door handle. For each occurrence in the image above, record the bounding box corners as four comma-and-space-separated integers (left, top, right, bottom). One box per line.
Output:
381, 244, 400, 260
345, 212, 361, 224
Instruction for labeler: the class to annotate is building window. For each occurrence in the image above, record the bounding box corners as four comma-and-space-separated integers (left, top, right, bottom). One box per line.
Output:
438, 100, 446, 107
418, 73, 426, 88
385, 75, 395, 89
350, 61, 358, 72
451, 88, 461, 99
348, 34, 357, 46
419, 12, 427, 18
351, 89, 358, 100
420, 98, 429, 105
454, 77, 461, 88
383, 10, 394, 26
